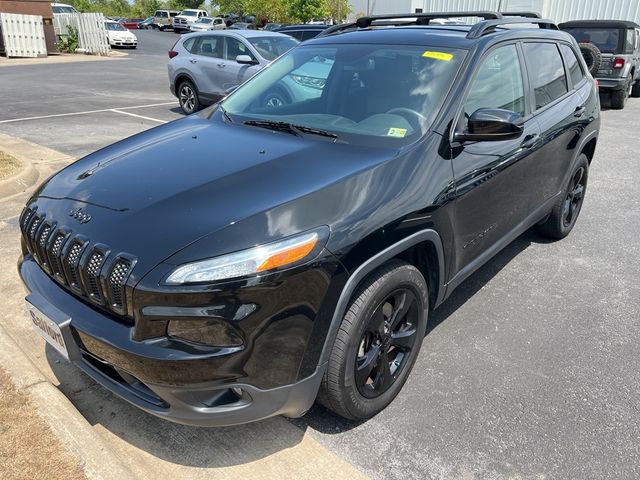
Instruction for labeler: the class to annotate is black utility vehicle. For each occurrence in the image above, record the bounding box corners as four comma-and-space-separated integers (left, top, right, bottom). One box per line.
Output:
19, 12, 599, 426
560, 20, 640, 109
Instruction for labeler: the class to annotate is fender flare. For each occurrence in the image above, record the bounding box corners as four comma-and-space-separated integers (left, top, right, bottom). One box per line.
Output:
318, 229, 446, 366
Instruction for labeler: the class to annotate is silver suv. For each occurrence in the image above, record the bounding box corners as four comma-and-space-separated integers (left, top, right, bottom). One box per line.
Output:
168, 31, 298, 114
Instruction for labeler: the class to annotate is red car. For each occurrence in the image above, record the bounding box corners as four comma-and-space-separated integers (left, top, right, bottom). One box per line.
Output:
119, 18, 144, 30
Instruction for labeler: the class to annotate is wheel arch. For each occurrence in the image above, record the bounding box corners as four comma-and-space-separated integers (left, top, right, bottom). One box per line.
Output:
318, 229, 446, 366
580, 136, 597, 164
174, 72, 199, 95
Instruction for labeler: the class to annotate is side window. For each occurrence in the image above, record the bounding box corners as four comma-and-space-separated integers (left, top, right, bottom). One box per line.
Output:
183, 37, 197, 53
626, 29, 635, 52
464, 44, 525, 121
194, 36, 221, 58
523, 43, 568, 110
560, 44, 585, 88
301, 30, 319, 41
224, 37, 253, 61
289, 31, 304, 41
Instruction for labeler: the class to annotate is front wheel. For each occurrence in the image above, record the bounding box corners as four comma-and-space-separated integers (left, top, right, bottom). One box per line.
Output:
536, 154, 589, 240
319, 260, 428, 421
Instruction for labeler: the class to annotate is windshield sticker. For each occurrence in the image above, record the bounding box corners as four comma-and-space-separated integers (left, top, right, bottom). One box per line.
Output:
422, 51, 453, 61
387, 128, 408, 138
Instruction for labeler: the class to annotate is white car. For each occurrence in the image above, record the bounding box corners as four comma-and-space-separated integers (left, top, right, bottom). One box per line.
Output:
51, 2, 78, 14
105, 21, 137, 48
172, 9, 208, 33
189, 17, 226, 32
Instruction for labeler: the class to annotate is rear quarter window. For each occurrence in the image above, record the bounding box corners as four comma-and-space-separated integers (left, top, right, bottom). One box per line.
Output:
182, 37, 197, 53
560, 44, 585, 88
523, 42, 568, 109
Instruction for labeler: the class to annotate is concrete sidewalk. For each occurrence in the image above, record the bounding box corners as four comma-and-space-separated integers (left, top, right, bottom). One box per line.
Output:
0, 133, 368, 480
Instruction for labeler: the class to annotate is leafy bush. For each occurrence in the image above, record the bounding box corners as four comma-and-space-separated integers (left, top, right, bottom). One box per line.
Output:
57, 25, 79, 53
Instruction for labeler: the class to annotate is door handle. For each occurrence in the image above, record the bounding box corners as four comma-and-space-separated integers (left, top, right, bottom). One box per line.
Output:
189, 58, 197, 64
574, 105, 586, 117
217, 63, 226, 68
520, 134, 539, 149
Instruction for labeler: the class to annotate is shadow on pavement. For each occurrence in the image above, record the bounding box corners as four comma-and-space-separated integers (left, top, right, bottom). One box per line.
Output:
46, 346, 306, 468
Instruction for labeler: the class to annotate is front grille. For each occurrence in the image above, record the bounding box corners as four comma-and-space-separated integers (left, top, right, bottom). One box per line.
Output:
20, 211, 136, 319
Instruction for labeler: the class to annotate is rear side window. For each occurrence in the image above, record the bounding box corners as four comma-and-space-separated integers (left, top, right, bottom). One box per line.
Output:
301, 30, 320, 41
464, 44, 525, 119
287, 30, 304, 41
182, 37, 197, 53
625, 29, 635, 52
560, 44, 584, 87
523, 43, 568, 110
194, 36, 222, 58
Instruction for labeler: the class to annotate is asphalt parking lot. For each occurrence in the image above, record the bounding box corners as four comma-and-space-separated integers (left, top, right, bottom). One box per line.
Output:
1, 29, 640, 479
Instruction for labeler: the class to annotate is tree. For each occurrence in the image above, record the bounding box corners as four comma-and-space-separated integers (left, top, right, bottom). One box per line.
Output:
288, 0, 328, 23
245, 0, 291, 22
217, 0, 248, 15
325, 0, 350, 23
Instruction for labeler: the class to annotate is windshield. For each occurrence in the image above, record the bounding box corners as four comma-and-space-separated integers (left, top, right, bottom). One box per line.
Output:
180, 10, 198, 16
196, 18, 212, 24
222, 44, 465, 146
562, 27, 622, 53
52, 5, 77, 13
105, 22, 126, 31
249, 36, 299, 61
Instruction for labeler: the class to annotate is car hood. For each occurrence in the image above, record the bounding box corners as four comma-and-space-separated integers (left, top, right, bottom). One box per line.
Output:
31, 113, 398, 273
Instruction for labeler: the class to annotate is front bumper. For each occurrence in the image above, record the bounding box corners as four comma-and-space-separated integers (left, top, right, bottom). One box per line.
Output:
19, 256, 326, 426
110, 39, 137, 47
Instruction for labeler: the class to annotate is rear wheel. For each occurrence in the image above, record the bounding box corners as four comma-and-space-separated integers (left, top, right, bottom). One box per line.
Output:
178, 79, 200, 115
319, 260, 428, 420
611, 75, 632, 109
536, 154, 589, 240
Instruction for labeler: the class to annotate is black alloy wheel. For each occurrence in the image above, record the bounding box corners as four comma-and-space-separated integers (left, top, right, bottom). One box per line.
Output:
319, 260, 428, 420
562, 165, 586, 228
355, 289, 419, 398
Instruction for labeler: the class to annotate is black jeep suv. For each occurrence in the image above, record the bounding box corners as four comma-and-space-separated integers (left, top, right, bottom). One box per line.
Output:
19, 12, 600, 426
560, 20, 640, 109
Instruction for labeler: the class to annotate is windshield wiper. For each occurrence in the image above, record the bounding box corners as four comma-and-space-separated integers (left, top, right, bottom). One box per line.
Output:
219, 106, 234, 123
244, 120, 337, 139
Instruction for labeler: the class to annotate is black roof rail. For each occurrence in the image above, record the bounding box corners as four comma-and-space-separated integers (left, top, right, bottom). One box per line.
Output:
316, 22, 357, 37
355, 11, 501, 29
501, 12, 542, 18
467, 17, 558, 39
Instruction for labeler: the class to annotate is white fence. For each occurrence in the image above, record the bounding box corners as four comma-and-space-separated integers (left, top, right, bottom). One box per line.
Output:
53, 12, 110, 55
0, 12, 47, 58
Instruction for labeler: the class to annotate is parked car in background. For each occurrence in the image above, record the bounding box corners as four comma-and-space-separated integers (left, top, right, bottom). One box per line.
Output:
173, 9, 209, 33
153, 9, 179, 31
264, 22, 288, 31
189, 17, 226, 32
51, 2, 77, 14
228, 22, 256, 30
119, 18, 144, 30
138, 17, 155, 29
559, 20, 640, 109
105, 20, 137, 48
222, 13, 240, 27
274, 24, 328, 41
168, 30, 298, 114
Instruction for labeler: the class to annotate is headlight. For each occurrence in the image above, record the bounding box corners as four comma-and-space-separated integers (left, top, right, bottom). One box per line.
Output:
165, 229, 326, 285
291, 74, 326, 89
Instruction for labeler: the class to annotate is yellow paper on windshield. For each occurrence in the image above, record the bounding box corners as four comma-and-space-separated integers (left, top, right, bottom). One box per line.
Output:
387, 128, 407, 138
422, 51, 453, 61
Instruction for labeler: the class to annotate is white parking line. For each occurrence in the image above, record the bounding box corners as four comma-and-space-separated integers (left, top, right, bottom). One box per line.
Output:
0, 102, 175, 124
110, 109, 167, 124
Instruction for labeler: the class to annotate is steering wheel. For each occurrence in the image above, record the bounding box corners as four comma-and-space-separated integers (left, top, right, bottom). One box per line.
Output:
386, 108, 427, 132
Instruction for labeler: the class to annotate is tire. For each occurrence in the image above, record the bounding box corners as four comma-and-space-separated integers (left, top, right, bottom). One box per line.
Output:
177, 79, 200, 115
610, 75, 632, 110
262, 89, 290, 108
578, 42, 602, 76
631, 77, 640, 98
536, 154, 589, 240
319, 260, 429, 421
159, 26, 165, 32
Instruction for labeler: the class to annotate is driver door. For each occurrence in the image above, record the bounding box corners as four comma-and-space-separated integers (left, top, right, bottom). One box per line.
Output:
450, 43, 541, 281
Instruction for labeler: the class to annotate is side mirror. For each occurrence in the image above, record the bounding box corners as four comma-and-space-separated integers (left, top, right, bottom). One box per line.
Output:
236, 54, 256, 64
453, 108, 524, 143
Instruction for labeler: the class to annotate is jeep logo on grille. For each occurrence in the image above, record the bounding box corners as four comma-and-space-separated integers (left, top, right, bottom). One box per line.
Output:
69, 208, 92, 224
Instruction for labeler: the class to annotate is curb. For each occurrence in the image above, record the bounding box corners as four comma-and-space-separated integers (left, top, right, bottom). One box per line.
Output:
0, 324, 136, 480
0, 156, 38, 198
